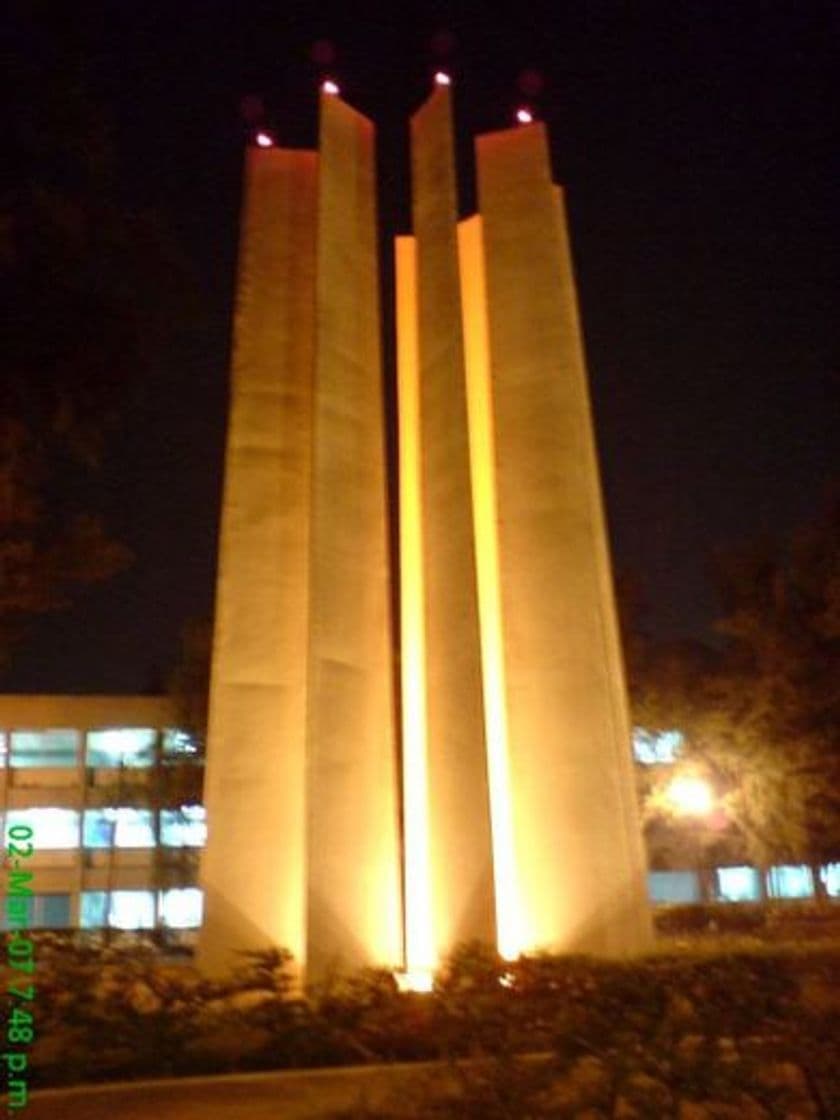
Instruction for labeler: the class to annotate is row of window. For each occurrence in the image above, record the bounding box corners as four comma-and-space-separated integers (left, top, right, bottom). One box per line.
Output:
2, 806, 206, 849
649, 863, 840, 904
6, 725, 670, 768
1, 889, 204, 931
0, 728, 200, 769
9, 870, 839, 935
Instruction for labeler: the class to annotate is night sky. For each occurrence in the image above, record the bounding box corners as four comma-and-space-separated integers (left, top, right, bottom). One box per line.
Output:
6, 1, 837, 693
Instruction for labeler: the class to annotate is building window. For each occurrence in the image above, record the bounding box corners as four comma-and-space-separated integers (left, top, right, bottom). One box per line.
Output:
3, 808, 79, 849
0, 732, 7, 766
1, 894, 72, 931
767, 865, 815, 900
162, 728, 201, 760
717, 866, 762, 902
86, 729, 156, 768
633, 728, 683, 765
160, 888, 203, 929
160, 805, 206, 848
820, 863, 840, 898
647, 870, 701, 904
9, 729, 80, 768
79, 892, 107, 928
33, 894, 72, 929
80, 890, 156, 930
83, 808, 155, 849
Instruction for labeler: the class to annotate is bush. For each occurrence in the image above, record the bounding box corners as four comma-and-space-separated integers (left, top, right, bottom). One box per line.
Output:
19, 929, 838, 1115
653, 897, 840, 939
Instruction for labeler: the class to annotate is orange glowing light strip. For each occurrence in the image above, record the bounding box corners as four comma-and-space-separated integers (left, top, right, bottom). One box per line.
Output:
457, 216, 523, 960
395, 236, 435, 980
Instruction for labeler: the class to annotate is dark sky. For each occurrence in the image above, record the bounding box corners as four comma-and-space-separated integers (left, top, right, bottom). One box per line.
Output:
6, 0, 838, 692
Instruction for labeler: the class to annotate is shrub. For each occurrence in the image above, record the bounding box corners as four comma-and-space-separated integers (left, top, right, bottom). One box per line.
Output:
17, 927, 838, 1116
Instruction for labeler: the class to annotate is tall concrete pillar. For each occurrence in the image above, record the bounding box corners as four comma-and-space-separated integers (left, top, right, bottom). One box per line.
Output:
475, 123, 652, 955
395, 233, 435, 979
305, 94, 402, 978
409, 88, 496, 960
200, 147, 318, 972
201, 94, 651, 983
201, 96, 402, 981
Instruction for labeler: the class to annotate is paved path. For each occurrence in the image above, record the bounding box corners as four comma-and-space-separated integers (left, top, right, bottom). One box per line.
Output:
23, 1062, 451, 1119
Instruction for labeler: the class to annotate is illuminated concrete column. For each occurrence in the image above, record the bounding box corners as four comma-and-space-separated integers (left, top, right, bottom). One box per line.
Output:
457, 215, 523, 960
304, 93, 402, 979
395, 235, 435, 980
409, 88, 496, 960
200, 147, 318, 972
475, 124, 652, 956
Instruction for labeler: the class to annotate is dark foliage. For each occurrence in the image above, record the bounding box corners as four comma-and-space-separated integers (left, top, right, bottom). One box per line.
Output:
23, 932, 838, 1116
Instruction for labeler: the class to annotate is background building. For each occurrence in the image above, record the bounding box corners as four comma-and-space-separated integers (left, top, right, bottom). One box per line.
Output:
0, 704, 834, 938
0, 695, 204, 935
634, 729, 839, 904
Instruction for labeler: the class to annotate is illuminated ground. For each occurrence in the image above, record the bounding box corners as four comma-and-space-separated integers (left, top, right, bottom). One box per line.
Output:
25, 1062, 450, 1120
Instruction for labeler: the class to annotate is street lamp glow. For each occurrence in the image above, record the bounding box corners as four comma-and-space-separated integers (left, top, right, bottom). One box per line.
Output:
255, 131, 274, 148
321, 79, 340, 96
666, 775, 713, 816
434, 71, 451, 87
515, 107, 534, 125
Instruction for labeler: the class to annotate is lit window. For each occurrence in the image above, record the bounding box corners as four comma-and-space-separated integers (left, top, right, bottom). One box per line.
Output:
647, 870, 701, 904
633, 728, 683, 764
111, 890, 155, 929
160, 805, 206, 848
4, 808, 79, 849
0, 732, 7, 765
81, 890, 155, 929
83, 808, 155, 849
10, 729, 79, 768
80, 892, 107, 928
717, 866, 761, 902
767, 865, 814, 900
87, 729, 156, 768
820, 863, 839, 898
162, 728, 201, 760
159, 888, 203, 928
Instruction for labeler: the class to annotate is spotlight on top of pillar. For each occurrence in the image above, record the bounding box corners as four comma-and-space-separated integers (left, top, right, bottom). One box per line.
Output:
321, 78, 340, 96
515, 107, 534, 125
434, 71, 451, 87
254, 130, 275, 148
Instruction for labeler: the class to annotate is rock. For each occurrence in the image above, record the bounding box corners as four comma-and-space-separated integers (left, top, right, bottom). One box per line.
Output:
716, 1036, 739, 1063
757, 1060, 808, 1092
126, 979, 163, 1014
676, 1033, 706, 1060
226, 988, 277, 1012
619, 1071, 673, 1113
574, 1056, 611, 1095
539, 1056, 611, 1112
92, 965, 125, 1002
612, 1097, 641, 1118
755, 1062, 817, 1118
670, 994, 697, 1023
678, 1095, 769, 1119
